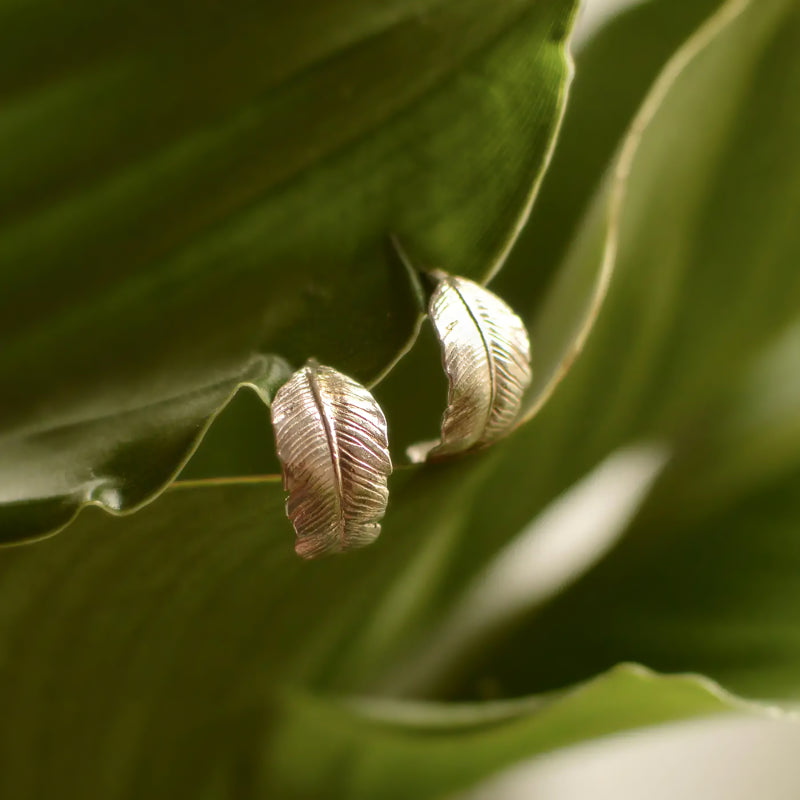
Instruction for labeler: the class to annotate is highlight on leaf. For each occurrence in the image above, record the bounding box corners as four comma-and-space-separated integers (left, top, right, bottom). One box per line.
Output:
408, 272, 532, 463
271, 360, 392, 559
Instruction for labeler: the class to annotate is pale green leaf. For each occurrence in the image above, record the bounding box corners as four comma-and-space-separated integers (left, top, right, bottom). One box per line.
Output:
263, 665, 768, 799
419, 0, 800, 617
448, 320, 800, 700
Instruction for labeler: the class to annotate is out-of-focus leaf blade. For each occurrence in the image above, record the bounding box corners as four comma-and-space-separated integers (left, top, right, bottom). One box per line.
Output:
1, 470, 752, 799
389, 0, 800, 709
378, 0, 724, 457
0, 479, 760, 800
492, 0, 721, 308
523, 0, 800, 443
0, 469, 478, 798
0, 0, 578, 542
415, 0, 800, 619
448, 322, 800, 701
486, 0, 723, 422
268, 665, 754, 800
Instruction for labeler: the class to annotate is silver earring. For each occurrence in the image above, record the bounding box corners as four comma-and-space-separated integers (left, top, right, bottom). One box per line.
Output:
271, 360, 392, 559
408, 271, 531, 463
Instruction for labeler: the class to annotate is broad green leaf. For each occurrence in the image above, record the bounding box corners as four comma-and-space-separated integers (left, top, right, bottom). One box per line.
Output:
4, 2, 798, 794
0, 356, 290, 545
0, 476, 761, 800
377, 0, 724, 455
0, 470, 482, 798
447, 322, 800, 701
492, 0, 722, 308
522, 0, 800, 449
0, 471, 754, 799
376, 0, 800, 705
279, 0, 800, 697
412, 0, 800, 615
268, 665, 754, 800
0, 0, 578, 543
494, 0, 722, 418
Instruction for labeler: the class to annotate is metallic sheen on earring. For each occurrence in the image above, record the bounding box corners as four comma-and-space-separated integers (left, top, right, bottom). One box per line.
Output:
271, 360, 392, 559
408, 271, 531, 463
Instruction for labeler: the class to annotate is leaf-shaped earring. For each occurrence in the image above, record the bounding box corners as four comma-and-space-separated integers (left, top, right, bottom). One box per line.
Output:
408, 271, 531, 463
271, 360, 392, 559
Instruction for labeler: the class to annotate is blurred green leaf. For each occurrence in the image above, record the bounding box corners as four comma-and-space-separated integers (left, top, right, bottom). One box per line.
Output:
378, 0, 728, 456
492, 0, 723, 419
269, 665, 752, 800
0, 475, 758, 799
0, 471, 475, 798
417, 0, 800, 620
450, 321, 800, 701
0, 0, 578, 542
0, 467, 751, 799
492, 0, 722, 308
523, 0, 800, 455
178, 388, 285, 480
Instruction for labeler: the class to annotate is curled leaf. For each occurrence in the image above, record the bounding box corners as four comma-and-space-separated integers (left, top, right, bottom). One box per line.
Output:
409, 273, 532, 462
271, 361, 392, 558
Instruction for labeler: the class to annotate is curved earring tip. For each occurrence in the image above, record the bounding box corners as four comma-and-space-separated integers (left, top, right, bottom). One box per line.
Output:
406, 439, 439, 465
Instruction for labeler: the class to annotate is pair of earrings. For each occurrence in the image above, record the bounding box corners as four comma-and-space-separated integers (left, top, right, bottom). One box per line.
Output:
270, 271, 531, 559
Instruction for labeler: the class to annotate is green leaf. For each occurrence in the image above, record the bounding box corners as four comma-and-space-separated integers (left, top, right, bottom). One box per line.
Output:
379, 0, 800, 708
524, 0, 800, 453
492, 0, 723, 418
0, 473, 465, 798
492, 0, 722, 308
0, 0, 578, 542
268, 665, 755, 800
0, 356, 291, 545
0, 478, 761, 799
414, 0, 800, 613
1, 472, 752, 799
447, 322, 800, 701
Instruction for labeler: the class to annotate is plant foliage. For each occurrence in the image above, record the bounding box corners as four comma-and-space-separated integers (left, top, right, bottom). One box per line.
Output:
1, 0, 799, 796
